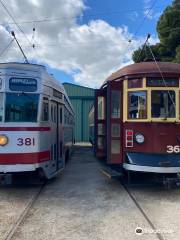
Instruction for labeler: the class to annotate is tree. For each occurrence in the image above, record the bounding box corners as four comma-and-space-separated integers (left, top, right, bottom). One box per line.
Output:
132, 0, 180, 63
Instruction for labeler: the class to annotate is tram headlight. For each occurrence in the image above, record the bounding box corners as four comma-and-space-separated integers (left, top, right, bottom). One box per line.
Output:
135, 133, 145, 144
0, 135, 8, 146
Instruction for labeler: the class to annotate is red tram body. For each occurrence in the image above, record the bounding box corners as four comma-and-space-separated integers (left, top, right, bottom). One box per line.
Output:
89, 62, 180, 177
0, 63, 75, 180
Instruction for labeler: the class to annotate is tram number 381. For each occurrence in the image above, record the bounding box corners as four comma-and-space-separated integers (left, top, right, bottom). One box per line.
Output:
17, 138, 35, 146
167, 145, 180, 153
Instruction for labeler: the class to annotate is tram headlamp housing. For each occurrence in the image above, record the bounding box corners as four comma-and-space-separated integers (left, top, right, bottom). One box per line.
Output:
135, 133, 145, 144
0, 135, 8, 146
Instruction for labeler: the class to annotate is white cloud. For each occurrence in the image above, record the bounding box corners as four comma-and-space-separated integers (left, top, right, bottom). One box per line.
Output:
0, 0, 158, 88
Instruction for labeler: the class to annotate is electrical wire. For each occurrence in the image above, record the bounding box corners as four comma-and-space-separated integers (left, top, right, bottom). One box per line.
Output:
0, 0, 41, 60
0, 0, 32, 46
0, 38, 14, 58
0, 5, 171, 26
147, 40, 176, 109
133, 0, 158, 37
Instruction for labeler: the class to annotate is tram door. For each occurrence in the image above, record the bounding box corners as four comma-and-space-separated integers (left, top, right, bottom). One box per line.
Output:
58, 104, 64, 169
95, 89, 106, 158
51, 102, 64, 171
107, 82, 122, 164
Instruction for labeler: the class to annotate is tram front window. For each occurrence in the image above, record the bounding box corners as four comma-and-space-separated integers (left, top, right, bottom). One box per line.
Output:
128, 91, 147, 119
5, 93, 39, 122
151, 91, 176, 118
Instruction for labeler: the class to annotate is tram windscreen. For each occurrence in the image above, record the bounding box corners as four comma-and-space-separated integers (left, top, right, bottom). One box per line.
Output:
5, 93, 39, 122
128, 91, 147, 119
151, 91, 175, 118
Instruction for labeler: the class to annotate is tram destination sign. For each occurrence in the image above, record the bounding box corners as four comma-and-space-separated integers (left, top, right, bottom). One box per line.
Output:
147, 78, 179, 87
9, 78, 37, 92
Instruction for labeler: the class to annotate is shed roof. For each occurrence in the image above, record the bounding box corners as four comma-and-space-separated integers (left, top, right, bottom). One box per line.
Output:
63, 82, 95, 97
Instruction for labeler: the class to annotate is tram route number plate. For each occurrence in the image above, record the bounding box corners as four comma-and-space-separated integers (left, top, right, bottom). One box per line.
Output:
167, 145, 180, 153
17, 138, 35, 146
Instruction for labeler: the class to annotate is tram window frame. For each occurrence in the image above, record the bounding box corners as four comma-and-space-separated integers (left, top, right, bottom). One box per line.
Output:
41, 100, 49, 122
51, 105, 53, 122
98, 96, 105, 120
54, 106, 57, 123
59, 107, 63, 124
128, 78, 143, 88
151, 90, 176, 118
111, 123, 120, 137
98, 137, 104, 150
111, 90, 121, 119
111, 139, 120, 154
128, 91, 147, 120
147, 78, 179, 87
98, 123, 105, 135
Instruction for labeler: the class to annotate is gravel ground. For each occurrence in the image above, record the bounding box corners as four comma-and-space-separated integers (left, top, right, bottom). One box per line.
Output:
9, 145, 158, 240
0, 186, 40, 240
129, 186, 180, 240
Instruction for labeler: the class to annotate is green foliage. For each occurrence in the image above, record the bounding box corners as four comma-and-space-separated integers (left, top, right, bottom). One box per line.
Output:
132, 0, 180, 63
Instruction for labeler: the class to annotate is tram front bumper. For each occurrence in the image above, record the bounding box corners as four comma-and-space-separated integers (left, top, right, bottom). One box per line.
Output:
124, 152, 180, 173
0, 164, 39, 173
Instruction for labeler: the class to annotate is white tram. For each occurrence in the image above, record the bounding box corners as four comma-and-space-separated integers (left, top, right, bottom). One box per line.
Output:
0, 62, 75, 179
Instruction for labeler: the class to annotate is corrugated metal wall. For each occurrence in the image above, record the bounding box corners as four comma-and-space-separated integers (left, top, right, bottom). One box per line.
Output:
63, 83, 95, 142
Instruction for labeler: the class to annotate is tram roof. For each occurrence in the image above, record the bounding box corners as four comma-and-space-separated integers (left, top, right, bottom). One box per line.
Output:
0, 62, 45, 70
102, 62, 180, 87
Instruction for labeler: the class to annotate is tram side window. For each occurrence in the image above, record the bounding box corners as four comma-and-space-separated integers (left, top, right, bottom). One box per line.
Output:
54, 106, 57, 123
128, 91, 147, 119
128, 78, 143, 88
0, 93, 3, 121
51, 106, 53, 122
98, 97, 105, 120
59, 107, 63, 124
111, 91, 120, 118
151, 91, 175, 118
41, 101, 49, 121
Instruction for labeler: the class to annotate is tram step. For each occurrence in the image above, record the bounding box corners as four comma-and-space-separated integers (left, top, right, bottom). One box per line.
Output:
100, 167, 122, 179
0, 174, 12, 185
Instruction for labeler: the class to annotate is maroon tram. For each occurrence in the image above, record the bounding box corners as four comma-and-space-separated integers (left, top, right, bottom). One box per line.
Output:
89, 62, 180, 180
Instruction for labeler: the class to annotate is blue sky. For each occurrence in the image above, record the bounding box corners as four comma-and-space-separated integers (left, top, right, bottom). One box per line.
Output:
0, 0, 174, 88
83, 0, 172, 35
49, 0, 173, 87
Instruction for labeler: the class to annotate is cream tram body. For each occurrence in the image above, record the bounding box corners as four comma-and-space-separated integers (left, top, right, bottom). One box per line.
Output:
0, 63, 74, 179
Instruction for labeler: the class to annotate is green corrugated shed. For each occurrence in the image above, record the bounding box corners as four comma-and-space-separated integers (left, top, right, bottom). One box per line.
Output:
63, 83, 95, 142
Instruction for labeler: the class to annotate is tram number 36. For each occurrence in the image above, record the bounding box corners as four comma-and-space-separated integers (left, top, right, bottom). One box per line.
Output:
167, 145, 180, 153
17, 138, 35, 146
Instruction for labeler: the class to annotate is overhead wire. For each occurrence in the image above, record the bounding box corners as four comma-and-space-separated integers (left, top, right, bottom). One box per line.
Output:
147, 40, 176, 109
116, 0, 159, 69
0, 38, 14, 58
0, 0, 32, 46
133, 0, 158, 37
0, 0, 41, 60
15, 1, 165, 50
0, 5, 174, 26
0, 0, 176, 64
